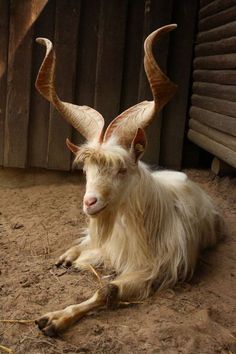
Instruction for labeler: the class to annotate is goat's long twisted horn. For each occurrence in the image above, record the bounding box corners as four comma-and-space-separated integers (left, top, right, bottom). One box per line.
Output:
35, 38, 104, 142
103, 24, 178, 145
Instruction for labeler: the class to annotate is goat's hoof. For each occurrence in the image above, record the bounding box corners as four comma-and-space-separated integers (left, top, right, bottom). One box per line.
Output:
43, 323, 58, 337
35, 317, 49, 330
55, 246, 81, 268
35, 312, 66, 337
55, 259, 72, 268
36, 317, 57, 336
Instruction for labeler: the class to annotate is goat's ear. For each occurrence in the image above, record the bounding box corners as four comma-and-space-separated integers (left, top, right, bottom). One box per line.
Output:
130, 128, 146, 162
66, 138, 80, 155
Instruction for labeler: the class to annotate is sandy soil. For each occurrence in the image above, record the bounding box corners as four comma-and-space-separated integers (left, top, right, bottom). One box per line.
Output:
0, 168, 235, 354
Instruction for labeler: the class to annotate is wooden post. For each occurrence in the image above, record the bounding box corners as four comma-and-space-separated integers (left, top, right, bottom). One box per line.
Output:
94, 0, 128, 121
4, 0, 34, 168
211, 157, 235, 176
29, 1, 55, 168
73, 0, 101, 147
46, 0, 80, 170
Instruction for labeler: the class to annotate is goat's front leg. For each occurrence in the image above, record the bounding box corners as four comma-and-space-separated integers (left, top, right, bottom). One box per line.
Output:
35, 284, 119, 336
56, 244, 82, 267
55, 234, 91, 267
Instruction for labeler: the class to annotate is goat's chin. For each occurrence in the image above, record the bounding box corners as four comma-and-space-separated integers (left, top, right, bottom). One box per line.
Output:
84, 203, 108, 217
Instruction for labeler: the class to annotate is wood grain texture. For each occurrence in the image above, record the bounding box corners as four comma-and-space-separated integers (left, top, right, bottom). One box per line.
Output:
192, 94, 236, 118
199, 4, 236, 31
193, 82, 236, 101
197, 21, 236, 43
47, 0, 80, 170
73, 0, 101, 147
189, 118, 236, 151
188, 129, 236, 168
0, 0, 9, 166
199, 0, 235, 19
190, 106, 236, 137
138, 0, 174, 165
193, 69, 236, 85
200, 0, 215, 8
120, 0, 145, 111
4, 0, 34, 168
94, 0, 128, 122
29, 0, 55, 168
194, 53, 236, 69
195, 37, 236, 56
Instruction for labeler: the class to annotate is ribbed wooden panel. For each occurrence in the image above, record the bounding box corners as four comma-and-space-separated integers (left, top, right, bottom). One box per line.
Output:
199, 0, 235, 20
199, 4, 236, 31
188, 0, 236, 168
195, 37, 236, 56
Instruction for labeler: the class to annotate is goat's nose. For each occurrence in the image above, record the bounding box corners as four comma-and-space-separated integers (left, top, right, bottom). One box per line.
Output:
84, 196, 97, 207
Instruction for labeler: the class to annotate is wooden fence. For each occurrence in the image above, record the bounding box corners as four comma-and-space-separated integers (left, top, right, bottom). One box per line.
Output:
0, 0, 197, 171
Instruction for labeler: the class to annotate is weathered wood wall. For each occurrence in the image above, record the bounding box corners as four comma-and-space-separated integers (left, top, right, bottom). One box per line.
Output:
188, 0, 236, 168
0, 0, 197, 170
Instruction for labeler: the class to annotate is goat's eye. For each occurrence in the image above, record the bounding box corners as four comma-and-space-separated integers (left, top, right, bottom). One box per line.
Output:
117, 167, 127, 176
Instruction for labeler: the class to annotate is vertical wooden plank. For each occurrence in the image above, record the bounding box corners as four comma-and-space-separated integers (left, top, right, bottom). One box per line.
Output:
120, 0, 145, 112
160, 0, 198, 170
94, 0, 128, 123
4, 0, 34, 168
139, 0, 174, 165
29, 1, 55, 168
47, 0, 81, 170
73, 0, 101, 146
0, 0, 9, 166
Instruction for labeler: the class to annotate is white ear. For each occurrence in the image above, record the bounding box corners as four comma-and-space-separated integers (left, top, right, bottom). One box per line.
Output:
130, 128, 147, 162
66, 138, 80, 155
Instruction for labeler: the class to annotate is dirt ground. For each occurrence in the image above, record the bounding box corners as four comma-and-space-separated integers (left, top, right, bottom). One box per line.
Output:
0, 167, 235, 354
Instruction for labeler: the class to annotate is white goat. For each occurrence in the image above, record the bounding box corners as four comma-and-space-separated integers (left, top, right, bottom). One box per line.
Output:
35, 25, 223, 336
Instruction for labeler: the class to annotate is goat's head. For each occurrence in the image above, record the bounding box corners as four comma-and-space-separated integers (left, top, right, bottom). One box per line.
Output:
35, 24, 177, 216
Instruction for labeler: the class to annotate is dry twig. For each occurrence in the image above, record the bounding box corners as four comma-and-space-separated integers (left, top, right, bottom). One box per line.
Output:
0, 320, 35, 324
86, 264, 103, 287
0, 343, 13, 353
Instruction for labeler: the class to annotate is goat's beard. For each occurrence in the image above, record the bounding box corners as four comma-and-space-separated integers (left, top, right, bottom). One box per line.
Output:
89, 207, 118, 245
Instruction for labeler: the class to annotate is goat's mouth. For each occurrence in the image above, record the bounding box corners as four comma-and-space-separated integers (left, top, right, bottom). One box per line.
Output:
84, 203, 108, 217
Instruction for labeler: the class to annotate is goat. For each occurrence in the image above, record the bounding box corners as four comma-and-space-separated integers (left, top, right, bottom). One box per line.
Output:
34, 24, 223, 337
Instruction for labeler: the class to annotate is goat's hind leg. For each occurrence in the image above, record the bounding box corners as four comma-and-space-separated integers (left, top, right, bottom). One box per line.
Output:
36, 284, 119, 336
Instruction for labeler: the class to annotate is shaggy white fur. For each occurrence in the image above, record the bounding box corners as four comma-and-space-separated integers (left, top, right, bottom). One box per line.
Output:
69, 141, 222, 300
